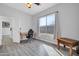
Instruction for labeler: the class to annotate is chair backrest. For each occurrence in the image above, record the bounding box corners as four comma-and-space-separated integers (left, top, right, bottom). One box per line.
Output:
28, 29, 34, 35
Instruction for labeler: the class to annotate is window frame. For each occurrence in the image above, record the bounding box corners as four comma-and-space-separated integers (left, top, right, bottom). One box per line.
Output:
38, 13, 56, 34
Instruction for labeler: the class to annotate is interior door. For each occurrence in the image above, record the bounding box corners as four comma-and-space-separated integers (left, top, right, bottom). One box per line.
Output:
2, 21, 12, 37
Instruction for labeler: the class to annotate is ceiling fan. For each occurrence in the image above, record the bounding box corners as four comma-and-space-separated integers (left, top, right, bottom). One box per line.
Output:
34, 3, 40, 6
25, 3, 40, 8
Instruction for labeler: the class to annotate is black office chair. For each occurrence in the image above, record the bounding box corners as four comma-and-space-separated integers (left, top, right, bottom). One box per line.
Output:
26, 29, 34, 42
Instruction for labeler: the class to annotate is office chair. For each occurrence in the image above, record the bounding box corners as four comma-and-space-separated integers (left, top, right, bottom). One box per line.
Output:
26, 29, 34, 42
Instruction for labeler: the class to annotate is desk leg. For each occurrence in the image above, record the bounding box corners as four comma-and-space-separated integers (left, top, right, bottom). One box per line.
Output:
64, 45, 66, 48
57, 40, 60, 49
69, 46, 73, 56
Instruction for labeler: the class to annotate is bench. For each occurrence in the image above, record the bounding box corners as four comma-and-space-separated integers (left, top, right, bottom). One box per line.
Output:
57, 37, 79, 56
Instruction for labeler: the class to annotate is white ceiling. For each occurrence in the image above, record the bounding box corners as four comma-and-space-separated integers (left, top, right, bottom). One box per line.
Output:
4, 3, 57, 15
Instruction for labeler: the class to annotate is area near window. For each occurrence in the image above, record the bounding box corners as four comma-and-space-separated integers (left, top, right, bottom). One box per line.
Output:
39, 14, 55, 34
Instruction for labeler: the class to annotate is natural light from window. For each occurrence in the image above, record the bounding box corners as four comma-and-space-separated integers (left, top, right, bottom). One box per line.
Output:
39, 17, 46, 26
39, 14, 55, 34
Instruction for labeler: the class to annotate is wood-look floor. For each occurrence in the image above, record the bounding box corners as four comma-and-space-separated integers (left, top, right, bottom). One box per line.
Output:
0, 35, 62, 56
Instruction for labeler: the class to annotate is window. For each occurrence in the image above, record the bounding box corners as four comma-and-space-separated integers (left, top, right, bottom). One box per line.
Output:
39, 14, 55, 34
39, 17, 47, 33
39, 17, 46, 26
47, 14, 55, 34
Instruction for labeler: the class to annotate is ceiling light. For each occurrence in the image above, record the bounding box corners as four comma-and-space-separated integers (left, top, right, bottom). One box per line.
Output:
24, 3, 40, 8
25, 3, 32, 8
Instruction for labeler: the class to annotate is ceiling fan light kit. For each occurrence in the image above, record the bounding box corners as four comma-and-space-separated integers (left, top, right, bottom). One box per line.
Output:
26, 3, 32, 8
25, 3, 40, 8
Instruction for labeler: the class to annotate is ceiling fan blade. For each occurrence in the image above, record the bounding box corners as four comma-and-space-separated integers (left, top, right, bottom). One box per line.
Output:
34, 3, 40, 6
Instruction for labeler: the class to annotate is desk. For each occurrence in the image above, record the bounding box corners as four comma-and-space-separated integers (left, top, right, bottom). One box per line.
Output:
57, 37, 79, 56
20, 32, 36, 39
20, 32, 27, 39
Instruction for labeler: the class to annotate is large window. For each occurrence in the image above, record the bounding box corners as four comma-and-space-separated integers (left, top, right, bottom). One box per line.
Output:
39, 14, 55, 34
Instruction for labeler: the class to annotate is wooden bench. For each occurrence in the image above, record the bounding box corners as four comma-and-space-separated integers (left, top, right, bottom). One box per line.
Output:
57, 37, 79, 56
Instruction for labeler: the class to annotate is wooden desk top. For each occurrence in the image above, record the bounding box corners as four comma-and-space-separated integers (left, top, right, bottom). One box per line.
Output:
20, 32, 36, 39
20, 32, 27, 36
57, 37, 79, 47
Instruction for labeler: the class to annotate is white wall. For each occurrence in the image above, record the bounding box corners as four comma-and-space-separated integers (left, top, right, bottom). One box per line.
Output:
2, 17, 11, 36
0, 4, 32, 32
0, 17, 2, 45
0, 4, 32, 44
38, 33, 55, 44
33, 3, 79, 44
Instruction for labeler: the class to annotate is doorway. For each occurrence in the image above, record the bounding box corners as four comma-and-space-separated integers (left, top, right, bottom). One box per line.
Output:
2, 21, 13, 46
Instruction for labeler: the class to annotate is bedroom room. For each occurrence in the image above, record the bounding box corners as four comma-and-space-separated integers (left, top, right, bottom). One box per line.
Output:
0, 3, 79, 56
